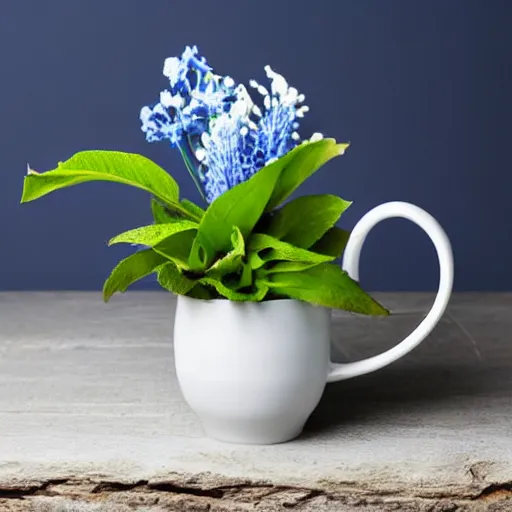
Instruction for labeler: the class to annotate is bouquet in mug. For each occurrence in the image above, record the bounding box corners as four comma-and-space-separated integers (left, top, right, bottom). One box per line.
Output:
21, 45, 388, 316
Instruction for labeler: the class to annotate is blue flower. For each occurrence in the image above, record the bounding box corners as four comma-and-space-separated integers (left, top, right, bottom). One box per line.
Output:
140, 47, 238, 151
253, 66, 306, 160
141, 46, 316, 204
163, 45, 212, 95
181, 79, 238, 137
140, 103, 183, 145
197, 66, 310, 202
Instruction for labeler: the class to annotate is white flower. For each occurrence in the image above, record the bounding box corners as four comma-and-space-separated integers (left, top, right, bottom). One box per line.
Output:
201, 132, 211, 147
310, 132, 323, 142
284, 87, 299, 104
252, 105, 262, 117
233, 84, 254, 118
195, 148, 206, 162
223, 76, 235, 88
296, 105, 310, 118
160, 90, 184, 109
139, 106, 152, 123
264, 65, 289, 97
163, 57, 181, 84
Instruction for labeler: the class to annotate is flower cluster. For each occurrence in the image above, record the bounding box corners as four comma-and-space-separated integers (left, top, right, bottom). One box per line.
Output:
140, 45, 316, 203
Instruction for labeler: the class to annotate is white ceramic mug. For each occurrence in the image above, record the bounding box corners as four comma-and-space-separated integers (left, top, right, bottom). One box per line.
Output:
174, 202, 453, 445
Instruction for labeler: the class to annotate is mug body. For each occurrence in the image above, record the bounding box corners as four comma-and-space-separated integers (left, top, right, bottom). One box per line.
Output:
174, 296, 331, 444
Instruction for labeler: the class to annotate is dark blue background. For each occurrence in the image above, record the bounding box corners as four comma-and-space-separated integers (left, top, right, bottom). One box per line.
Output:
1, 0, 510, 291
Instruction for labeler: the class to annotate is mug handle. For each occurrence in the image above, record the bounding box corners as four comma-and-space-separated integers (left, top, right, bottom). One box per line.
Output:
327, 201, 453, 382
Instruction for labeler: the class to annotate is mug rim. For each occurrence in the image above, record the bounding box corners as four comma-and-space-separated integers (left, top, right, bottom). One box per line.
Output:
177, 294, 329, 309
180, 295, 297, 303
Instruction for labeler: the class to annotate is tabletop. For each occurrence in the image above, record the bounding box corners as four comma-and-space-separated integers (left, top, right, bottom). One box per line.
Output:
0, 292, 510, 511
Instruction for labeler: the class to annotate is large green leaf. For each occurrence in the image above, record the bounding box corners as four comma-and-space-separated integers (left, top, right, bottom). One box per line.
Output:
151, 199, 176, 224
261, 261, 322, 274
237, 262, 253, 289
189, 154, 288, 270
187, 283, 216, 300
102, 249, 167, 302
266, 194, 351, 249
265, 139, 349, 211
153, 230, 197, 269
260, 263, 389, 315
181, 199, 206, 219
206, 227, 245, 278
310, 227, 351, 258
247, 252, 266, 270
108, 221, 197, 247
248, 233, 334, 270
157, 262, 197, 295
151, 198, 205, 225
21, 151, 201, 221
198, 276, 268, 302
207, 227, 253, 292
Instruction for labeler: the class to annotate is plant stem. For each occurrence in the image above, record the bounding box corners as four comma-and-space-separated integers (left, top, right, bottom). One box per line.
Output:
178, 142, 207, 206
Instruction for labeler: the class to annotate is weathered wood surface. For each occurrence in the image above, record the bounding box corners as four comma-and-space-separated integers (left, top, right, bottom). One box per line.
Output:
0, 292, 511, 511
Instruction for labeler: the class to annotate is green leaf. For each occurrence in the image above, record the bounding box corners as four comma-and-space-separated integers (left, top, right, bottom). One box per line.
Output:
198, 276, 268, 302
102, 249, 167, 302
153, 230, 197, 269
310, 227, 351, 258
181, 199, 205, 219
21, 150, 200, 221
203, 228, 253, 292
260, 263, 389, 315
190, 156, 286, 270
262, 261, 322, 274
206, 227, 245, 278
248, 251, 265, 270
151, 198, 205, 226
238, 262, 253, 289
108, 221, 197, 247
266, 139, 349, 212
266, 194, 351, 248
151, 199, 176, 224
187, 283, 216, 300
157, 262, 196, 295
248, 233, 334, 269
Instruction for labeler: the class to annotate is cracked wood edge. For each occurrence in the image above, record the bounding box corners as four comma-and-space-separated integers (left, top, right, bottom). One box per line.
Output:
0, 472, 511, 511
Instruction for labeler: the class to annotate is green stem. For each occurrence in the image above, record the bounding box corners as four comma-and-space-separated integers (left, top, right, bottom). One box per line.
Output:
178, 142, 207, 206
